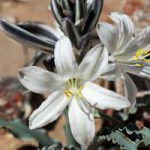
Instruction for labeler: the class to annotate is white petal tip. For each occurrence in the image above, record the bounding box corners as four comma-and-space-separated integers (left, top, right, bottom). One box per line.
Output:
127, 101, 131, 107
29, 117, 38, 129
116, 100, 131, 111
29, 123, 36, 130
29, 120, 40, 130
29, 126, 35, 130
119, 100, 131, 110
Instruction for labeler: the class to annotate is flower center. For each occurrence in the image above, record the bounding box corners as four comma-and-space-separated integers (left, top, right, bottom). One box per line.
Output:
64, 78, 84, 99
132, 48, 150, 67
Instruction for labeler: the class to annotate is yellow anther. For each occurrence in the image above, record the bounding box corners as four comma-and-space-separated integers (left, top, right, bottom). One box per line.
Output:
144, 49, 150, 55
132, 49, 143, 60
64, 90, 74, 98
132, 48, 150, 67
64, 79, 84, 100
136, 49, 142, 57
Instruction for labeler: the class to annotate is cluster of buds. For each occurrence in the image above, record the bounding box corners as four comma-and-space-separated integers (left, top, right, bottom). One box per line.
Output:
50, 0, 103, 49
0, 78, 28, 120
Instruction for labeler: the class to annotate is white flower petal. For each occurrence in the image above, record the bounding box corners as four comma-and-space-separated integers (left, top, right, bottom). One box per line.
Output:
53, 21, 64, 39
122, 73, 137, 113
79, 44, 108, 81
29, 90, 69, 129
54, 36, 78, 77
109, 12, 134, 52
116, 27, 150, 57
119, 64, 150, 78
68, 98, 95, 145
116, 37, 138, 57
87, 0, 93, 5
18, 66, 66, 94
82, 82, 130, 110
100, 63, 122, 81
137, 26, 150, 50
97, 22, 118, 53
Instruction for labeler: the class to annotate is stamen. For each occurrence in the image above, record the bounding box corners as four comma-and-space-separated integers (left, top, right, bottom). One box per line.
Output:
75, 87, 84, 99
132, 48, 150, 67
144, 49, 150, 56
64, 90, 74, 98
64, 79, 84, 99
135, 64, 144, 67
74, 79, 77, 87
67, 79, 72, 89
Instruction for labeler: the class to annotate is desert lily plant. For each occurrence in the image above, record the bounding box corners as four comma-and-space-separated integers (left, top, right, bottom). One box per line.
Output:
18, 36, 130, 145
97, 12, 150, 113
0, 0, 150, 149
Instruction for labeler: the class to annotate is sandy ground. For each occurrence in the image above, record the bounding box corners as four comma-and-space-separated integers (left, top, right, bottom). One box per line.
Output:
0, 0, 124, 149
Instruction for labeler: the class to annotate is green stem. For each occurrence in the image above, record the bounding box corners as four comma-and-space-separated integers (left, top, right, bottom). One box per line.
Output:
98, 110, 125, 128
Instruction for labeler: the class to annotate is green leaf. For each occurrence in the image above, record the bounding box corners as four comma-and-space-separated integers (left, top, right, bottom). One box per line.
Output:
98, 126, 150, 150
136, 127, 150, 145
110, 130, 137, 150
40, 144, 79, 150
39, 143, 63, 150
0, 119, 57, 146
121, 127, 150, 146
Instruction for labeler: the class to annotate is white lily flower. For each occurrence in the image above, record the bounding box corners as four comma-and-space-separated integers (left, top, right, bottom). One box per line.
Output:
18, 36, 130, 145
97, 12, 150, 112
97, 12, 150, 80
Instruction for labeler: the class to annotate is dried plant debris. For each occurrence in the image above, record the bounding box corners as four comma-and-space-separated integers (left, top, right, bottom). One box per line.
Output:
0, 77, 29, 120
